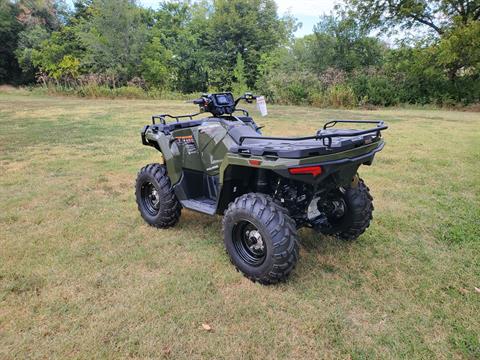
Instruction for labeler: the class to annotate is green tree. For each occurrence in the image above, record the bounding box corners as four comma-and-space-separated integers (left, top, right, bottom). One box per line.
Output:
345, 0, 480, 35
15, 25, 50, 81
0, 0, 23, 83
292, 34, 336, 74
30, 26, 84, 82
140, 36, 172, 89
149, 1, 210, 92
78, 0, 148, 85
311, 14, 385, 73
15, 0, 67, 31
13, 0, 66, 82
232, 53, 248, 94
346, 0, 480, 103
437, 20, 480, 79
205, 0, 296, 88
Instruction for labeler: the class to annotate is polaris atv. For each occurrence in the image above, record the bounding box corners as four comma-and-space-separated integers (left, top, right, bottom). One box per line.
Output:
136, 92, 387, 284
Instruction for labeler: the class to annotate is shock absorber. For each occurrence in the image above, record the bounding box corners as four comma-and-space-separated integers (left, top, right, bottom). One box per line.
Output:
255, 169, 269, 193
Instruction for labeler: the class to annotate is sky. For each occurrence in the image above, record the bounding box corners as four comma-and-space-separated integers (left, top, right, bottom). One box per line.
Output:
138, 0, 337, 37
274, 0, 336, 36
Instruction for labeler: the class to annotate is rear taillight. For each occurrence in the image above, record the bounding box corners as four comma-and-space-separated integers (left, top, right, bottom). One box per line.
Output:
249, 159, 262, 166
288, 165, 322, 177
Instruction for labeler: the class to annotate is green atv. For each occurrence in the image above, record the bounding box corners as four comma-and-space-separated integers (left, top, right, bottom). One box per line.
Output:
136, 92, 387, 284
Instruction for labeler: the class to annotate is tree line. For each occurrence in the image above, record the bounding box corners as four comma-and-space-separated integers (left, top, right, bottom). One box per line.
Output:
1, 0, 479, 107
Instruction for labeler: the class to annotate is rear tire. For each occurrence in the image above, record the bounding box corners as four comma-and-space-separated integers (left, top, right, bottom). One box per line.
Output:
328, 178, 373, 241
135, 163, 181, 228
222, 193, 299, 285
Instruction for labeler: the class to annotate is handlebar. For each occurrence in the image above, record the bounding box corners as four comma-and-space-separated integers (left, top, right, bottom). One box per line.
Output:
192, 98, 205, 105
235, 93, 258, 105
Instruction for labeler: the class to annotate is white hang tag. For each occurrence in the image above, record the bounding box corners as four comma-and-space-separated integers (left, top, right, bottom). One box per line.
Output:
256, 96, 268, 117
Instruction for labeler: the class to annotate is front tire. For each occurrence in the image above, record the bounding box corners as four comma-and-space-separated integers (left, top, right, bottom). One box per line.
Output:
135, 163, 181, 228
222, 193, 299, 285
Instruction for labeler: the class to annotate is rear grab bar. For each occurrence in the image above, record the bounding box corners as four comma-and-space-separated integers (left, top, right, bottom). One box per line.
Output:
238, 120, 388, 146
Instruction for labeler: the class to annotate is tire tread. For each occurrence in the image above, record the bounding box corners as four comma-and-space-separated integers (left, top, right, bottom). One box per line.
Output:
336, 178, 373, 241
223, 193, 299, 285
135, 163, 181, 228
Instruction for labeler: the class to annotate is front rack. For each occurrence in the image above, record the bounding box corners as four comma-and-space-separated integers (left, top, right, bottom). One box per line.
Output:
151, 109, 250, 125
238, 120, 388, 146
151, 112, 202, 125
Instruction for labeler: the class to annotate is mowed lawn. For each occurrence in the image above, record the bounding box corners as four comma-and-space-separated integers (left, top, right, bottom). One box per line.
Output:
1, 90, 479, 359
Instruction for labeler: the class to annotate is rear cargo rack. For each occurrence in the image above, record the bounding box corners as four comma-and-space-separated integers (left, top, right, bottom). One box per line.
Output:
238, 120, 388, 146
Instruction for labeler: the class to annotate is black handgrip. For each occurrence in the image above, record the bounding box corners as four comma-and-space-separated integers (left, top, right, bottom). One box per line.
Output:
192, 98, 205, 105
244, 93, 258, 103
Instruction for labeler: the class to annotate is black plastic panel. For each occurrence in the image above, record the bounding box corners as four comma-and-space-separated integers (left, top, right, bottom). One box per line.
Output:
173, 168, 219, 202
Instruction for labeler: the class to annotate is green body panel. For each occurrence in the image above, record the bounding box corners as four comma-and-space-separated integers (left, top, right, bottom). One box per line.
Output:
145, 118, 256, 186
218, 140, 383, 184
145, 131, 183, 185
197, 122, 234, 175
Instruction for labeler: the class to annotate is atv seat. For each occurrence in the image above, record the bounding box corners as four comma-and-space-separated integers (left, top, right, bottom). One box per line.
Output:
227, 125, 262, 144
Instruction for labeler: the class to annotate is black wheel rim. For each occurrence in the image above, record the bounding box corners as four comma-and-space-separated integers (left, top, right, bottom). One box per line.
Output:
232, 220, 266, 266
141, 181, 160, 216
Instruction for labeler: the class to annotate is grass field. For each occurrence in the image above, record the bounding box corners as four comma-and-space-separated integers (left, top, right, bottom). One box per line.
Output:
1, 90, 479, 359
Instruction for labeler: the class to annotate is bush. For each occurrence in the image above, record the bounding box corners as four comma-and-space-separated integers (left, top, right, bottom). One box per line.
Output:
257, 69, 359, 108
256, 71, 321, 105
30, 82, 205, 101
28, 66, 478, 109
309, 85, 356, 108
113, 86, 146, 99
76, 85, 114, 98
348, 71, 400, 106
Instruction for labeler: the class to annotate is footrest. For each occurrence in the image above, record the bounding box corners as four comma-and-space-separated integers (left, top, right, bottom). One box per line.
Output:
181, 198, 216, 215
